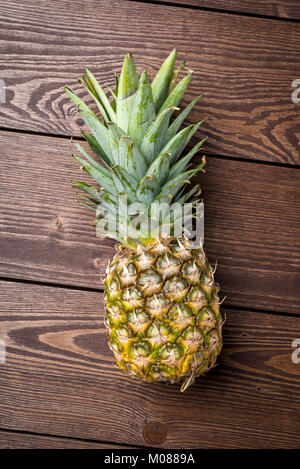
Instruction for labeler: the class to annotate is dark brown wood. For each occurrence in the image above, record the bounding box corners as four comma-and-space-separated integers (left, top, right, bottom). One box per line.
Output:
0, 130, 299, 313
157, 0, 300, 20
0, 430, 134, 449
0, 0, 300, 164
0, 280, 299, 448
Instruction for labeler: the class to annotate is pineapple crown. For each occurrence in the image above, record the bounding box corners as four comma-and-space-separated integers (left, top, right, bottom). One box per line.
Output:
65, 49, 206, 248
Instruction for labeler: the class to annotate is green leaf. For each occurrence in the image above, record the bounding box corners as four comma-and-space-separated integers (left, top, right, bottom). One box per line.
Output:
116, 53, 139, 133
118, 135, 131, 169
140, 107, 176, 165
175, 184, 201, 203
84, 68, 116, 122
110, 165, 138, 193
79, 201, 97, 211
72, 154, 117, 196
167, 97, 204, 141
108, 122, 125, 164
71, 180, 100, 200
72, 142, 106, 172
151, 49, 177, 112
159, 121, 202, 166
81, 130, 111, 167
122, 138, 148, 180
79, 74, 109, 126
96, 190, 119, 208
111, 74, 119, 112
78, 193, 99, 207
169, 141, 206, 179
158, 163, 204, 199
128, 71, 156, 147
136, 174, 160, 205
146, 152, 170, 186
65, 87, 112, 161
158, 71, 193, 116
168, 60, 186, 94
114, 74, 119, 96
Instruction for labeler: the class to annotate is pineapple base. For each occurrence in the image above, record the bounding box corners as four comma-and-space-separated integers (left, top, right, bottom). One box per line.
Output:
104, 237, 222, 392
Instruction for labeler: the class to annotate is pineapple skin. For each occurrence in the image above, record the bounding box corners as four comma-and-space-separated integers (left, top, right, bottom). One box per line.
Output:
104, 237, 222, 392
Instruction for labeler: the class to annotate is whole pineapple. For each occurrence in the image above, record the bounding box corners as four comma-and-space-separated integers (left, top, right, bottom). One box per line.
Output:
65, 50, 222, 391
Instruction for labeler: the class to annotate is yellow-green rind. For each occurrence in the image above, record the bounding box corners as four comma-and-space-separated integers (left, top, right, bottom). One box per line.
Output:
104, 237, 222, 391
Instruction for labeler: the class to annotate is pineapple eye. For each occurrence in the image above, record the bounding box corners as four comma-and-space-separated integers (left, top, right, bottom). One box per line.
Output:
109, 335, 123, 354
110, 276, 120, 291
192, 248, 206, 262
159, 344, 183, 362
134, 251, 155, 268
116, 324, 133, 340
197, 309, 217, 334
121, 287, 143, 301
200, 271, 213, 286
181, 326, 203, 343
164, 276, 188, 293
187, 286, 207, 302
147, 321, 170, 338
119, 262, 137, 277
168, 303, 192, 322
138, 269, 162, 287
145, 293, 169, 309
108, 301, 124, 318
150, 364, 177, 381
127, 309, 149, 325
136, 251, 154, 261
204, 329, 219, 350
156, 254, 180, 269
131, 340, 152, 357
170, 243, 181, 253
181, 260, 200, 276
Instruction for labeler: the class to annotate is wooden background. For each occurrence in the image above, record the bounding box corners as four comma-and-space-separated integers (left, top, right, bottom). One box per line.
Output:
0, 0, 299, 449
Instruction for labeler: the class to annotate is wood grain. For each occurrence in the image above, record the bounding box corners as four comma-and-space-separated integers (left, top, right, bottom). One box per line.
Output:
0, 430, 134, 449
0, 280, 299, 448
0, 0, 300, 164
157, 0, 300, 20
0, 130, 299, 313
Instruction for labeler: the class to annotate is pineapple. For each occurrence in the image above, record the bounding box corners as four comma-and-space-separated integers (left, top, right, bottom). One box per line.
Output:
65, 50, 222, 391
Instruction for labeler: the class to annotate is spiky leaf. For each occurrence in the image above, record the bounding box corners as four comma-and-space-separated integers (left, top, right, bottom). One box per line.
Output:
146, 152, 170, 186
81, 130, 111, 167
129, 71, 156, 146
116, 53, 139, 133
151, 49, 177, 112
136, 174, 160, 205
167, 96, 203, 141
158, 72, 193, 116
169, 140, 206, 179
64, 87, 112, 161
140, 107, 176, 165
72, 154, 116, 196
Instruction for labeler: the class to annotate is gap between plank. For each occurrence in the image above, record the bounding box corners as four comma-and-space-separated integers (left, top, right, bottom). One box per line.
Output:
0, 427, 147, 449
1, 276, 298, 319
128, 0, 300, 24
0, 127, 299, 170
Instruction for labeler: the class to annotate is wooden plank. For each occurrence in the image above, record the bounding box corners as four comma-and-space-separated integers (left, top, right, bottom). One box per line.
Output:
0, 1, 300, 164
0, 130, 299, 313
157, 0, 300, 20
0, 280, 299, 448
0, 430, 133, 449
